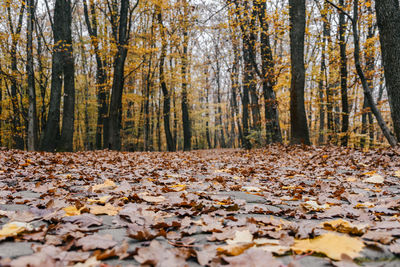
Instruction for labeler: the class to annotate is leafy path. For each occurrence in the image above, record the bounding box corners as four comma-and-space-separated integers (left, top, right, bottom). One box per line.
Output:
0, 146, 400, 266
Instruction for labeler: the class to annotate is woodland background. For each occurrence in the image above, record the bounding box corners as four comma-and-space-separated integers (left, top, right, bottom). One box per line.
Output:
0, 0, 399, 152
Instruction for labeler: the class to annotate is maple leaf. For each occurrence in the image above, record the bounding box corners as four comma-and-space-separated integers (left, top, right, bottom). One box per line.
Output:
134, 240, 189, 266
92, 179, 117, 192
291, 232, 365, 260
321, 219, 369, 235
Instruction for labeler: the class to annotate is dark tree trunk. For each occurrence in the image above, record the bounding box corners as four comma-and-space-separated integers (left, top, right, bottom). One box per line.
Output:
350, 0, 397, 146
157, 9, 175, 151
107, 0, 130, 150
58, 0, 75, 152
181, 10, 191, 151
375, 0, 400, 142
41, 0, 65, 151
289, 0, 310, 145
339, 0, 349, 146
27, 0, 38, 151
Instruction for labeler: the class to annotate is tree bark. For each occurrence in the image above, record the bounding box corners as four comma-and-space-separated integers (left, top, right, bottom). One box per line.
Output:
289, 0, 310, 145
375, 0, 400, 142
339, 0, 349, 146
26, 0, 38, 151
107, 0, 130, 150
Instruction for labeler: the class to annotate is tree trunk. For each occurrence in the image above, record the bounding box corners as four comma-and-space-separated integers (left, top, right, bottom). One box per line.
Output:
26, 0, 38, 151
157, 9, 175, 151
181, 4, 191, 151
289, 0, 310, 145
339, 0, 349, 146
58, 0, 75, 152
41, 0, 65, 151
375, 0, 400, 142
107, 0, 130, 150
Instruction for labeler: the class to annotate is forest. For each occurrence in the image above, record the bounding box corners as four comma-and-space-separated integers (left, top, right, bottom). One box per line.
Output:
0, 0, 399, 152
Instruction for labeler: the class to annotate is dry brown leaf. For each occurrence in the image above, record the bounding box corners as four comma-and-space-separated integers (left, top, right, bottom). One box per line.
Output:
302, 200, 330, 212
139, 193, 166, 203
87, 195, 112, 204
291, 232, 365, 260
322, 219, 369, 235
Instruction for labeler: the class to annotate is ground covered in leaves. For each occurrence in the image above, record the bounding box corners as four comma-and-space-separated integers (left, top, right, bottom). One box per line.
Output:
0, 146, 400, 266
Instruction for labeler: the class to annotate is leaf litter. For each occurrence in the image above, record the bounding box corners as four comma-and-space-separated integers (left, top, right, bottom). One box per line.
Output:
0, 146, 399, 266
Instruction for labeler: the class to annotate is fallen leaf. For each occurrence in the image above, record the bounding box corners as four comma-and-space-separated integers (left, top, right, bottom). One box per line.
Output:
0, 222, 33, 240
242, 186, 261, 192
89, 203, 121, 216
363, 174, 384, 184
92, 179, 116, 192
63, 206, 85, 217
76, 234, 117, 251
322, 219, 369, 235
139, 193, 166, 203
87, 195, 112, 204
291, 232, 365, 260
72, 256, 101, 267
226, 229, 253, 245
222, 247, 282, 267
302, 200, 330, 212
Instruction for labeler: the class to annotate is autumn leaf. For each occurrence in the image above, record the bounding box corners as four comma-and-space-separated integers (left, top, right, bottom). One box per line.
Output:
363, 174, 384, 184
222, 248, 282, 267
301, 200, 330, 212
92, 179, 117, 192
75, 234, 117, 251
87, 195, 112, 204
291, 232, 365, 260
139, 193, 166, 203
322, 219, 369, 235
63, 206, 85, 217
89, 203, 121, 216
0, 222, 33, 240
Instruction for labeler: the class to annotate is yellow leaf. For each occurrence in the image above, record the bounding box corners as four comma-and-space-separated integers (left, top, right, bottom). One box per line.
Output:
170, 184, 186, 191
87, 195, 112, 204
394, 170, 400, 178
0, 222, 33, 239
63, 206, 85, 216
92, 179, 117, 192
346, 177, 357, 182
242, 186, 261, 192
362, 171, 376, 176
291, 233, 365, 260
321, 219, 369, 235
90, 203, 121, 216
217, 243, 254, 256
302, 200, 329, 212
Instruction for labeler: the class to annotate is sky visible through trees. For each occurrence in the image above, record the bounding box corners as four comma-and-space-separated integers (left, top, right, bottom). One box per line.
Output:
0, 0, 399, 151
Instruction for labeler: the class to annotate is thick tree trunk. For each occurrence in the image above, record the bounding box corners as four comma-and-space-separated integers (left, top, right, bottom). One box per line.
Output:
41, 0, 64, 151
58, 0, 75, 152
26, 0, 38, 151
289, 0, 310, 145
375, 0, 400, 142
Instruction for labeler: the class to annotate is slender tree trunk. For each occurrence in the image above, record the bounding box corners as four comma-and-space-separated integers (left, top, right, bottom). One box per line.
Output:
375, 0, 400, 142
107, 0, 130, 150
157, 8, 175, 151
27, 0, 38, 151
181, 9, 191, 151
256, 0, 282, 144
289, 0, 310, 145
339, 0, 349, 146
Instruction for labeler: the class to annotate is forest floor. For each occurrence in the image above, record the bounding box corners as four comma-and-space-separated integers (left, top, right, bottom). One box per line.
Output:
0, 146, 400, 266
